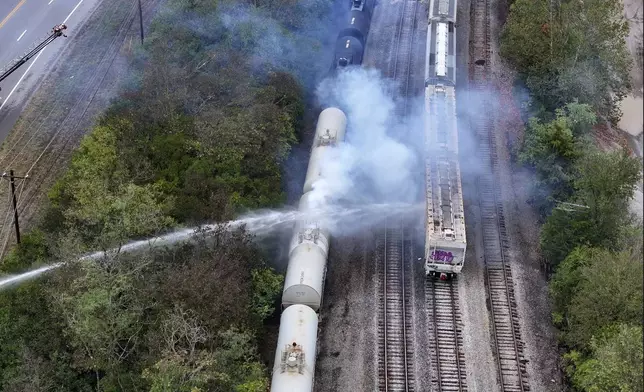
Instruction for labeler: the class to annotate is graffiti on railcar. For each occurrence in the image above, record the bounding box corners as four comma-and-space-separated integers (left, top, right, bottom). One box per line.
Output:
431, 249, 454, 263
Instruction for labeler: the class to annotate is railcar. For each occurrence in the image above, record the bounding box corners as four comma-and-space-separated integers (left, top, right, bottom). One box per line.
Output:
332, 0, 371, 69
270, 1, 373, 390
429, 0, 456, 22
282, 108, 347, 310
303, 107, 348, 194
282, 193, 331, 311
334, 35, 365, 68
270, 305, 319, 392
424, 0, 466, 280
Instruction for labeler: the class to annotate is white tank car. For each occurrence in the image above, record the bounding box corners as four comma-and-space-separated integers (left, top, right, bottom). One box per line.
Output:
282, 192, 331, 311
270, 304, 319, 392
302, 107, 347, 194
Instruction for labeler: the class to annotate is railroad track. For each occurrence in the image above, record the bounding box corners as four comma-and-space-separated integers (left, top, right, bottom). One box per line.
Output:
376, 0, 419, 390
426, 278, 467, 391
470, 0, 529, 391
378, 220, 415, 392
391, 0, 419, 99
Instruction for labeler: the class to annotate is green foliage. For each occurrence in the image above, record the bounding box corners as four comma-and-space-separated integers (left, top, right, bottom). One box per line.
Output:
504, 1, 643, 391
251, 267, 284, 320
549, 246, 600, 321
574, 150, 642, 225
141, 328, 269, 392
550, 246, 643, 348
501, 0, 631, 120
1, 229, 51, 273
55, 258, 148, 378
0, 282, 93, 391
549, 242, 643, 391
48, 121, 176, 250
539, 149, 642, 266
519, 102, 595, 215
0, 0, 326, 388
566, 324, 643, 392
564, 251, 642, 350
142, 351, 221, 392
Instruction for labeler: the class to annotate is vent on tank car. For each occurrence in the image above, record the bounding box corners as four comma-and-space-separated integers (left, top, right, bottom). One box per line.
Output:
316, 129, 335, 146
298, 227, 320, 244
280, 342, 306, 374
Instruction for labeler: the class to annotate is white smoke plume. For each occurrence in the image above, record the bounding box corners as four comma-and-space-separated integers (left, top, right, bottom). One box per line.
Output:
311, 67, 422, 208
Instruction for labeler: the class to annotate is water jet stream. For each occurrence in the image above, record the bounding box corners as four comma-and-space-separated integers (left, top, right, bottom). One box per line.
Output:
0, 202, 422, 290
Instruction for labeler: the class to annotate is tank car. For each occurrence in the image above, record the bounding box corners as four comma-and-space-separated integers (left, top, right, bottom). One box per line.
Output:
334, 36, 365, 68
282, 192, 331, 310
338, 7, 371, 44
303, 107, 348, 194
332, 0, 371, 69
270, 304, 319, 392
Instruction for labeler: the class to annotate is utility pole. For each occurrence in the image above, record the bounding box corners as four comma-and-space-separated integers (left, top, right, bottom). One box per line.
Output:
2, 171, 27, 244
138, 0, 144, 44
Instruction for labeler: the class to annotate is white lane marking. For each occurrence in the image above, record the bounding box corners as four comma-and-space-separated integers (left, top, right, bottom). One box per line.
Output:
17, 30, 26, 41
63, 0, 84, 23
49, 0, 55, 4
0, 0, 85, 111
0, 49, 45, 111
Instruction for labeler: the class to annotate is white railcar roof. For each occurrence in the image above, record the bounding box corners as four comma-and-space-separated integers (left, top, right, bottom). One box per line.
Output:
424, 85, 466, 247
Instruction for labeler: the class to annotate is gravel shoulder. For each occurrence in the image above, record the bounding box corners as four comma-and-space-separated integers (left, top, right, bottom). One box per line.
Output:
314, 231, 379, 392
0, 0, 162, 257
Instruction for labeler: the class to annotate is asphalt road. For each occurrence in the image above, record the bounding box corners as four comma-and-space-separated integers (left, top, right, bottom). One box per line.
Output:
0, 0, 102, 142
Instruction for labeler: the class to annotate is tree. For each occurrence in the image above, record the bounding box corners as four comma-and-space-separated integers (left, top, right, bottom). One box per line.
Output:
566, 324, 643, 392
572, 149, 642, 248
549, 246, 602, 323
142, 327, 269, 392
48, 121, 175, 249
0, 282, 92, 391
54, 257, 149, 388
1, 229, 51, 273
501, 0, 632, 120
563, 249, 642, 350
519, 102, 595, 215
0, 0, 323, 388
142, 306, 220, 392
540, 149, 642, 266
250, 267, 283, 321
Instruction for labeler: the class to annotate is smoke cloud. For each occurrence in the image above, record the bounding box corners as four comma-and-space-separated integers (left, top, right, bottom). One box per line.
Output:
310, 67, 423, 211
